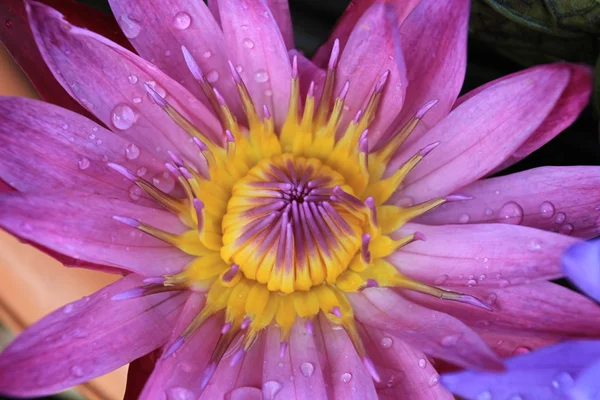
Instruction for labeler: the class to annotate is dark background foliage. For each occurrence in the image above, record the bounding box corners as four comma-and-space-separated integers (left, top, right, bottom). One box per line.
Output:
2, 0, 599, 399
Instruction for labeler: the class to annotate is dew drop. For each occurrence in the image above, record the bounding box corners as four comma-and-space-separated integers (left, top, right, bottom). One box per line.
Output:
551, 372, 574, 392
119, 15, 141, 39
441, 334, 461, 347
243, 38, 255, 49
136, 167, 147, 177
418, 359, 427, 369
478, 274, 486, 281
467, 279, 477, 286
166, 387, 195, 400
476, 391, 492, 400
133, 97, 142, 104
512, 347, 530, 356
111, 104, 137, 130
428, 375, 439, 387
172, 12, 191, 30
595, 204, 600, 212
458, 214, 470, 223
484, 208, 494, 217
262, 381, 282, 400
555, 212, 566, 224
153, 173, 176, 193
62, 123, 69, 130
539, 201, 555, 218
128, 74, 138, 84
63, 304, 74, 314
240, 24, 249, 30
433, 274, 449, 285
559, 223, 574, 235
164, 49, 172, 57
78, 157, 90, 170
70, 365, 84, 377
128, 185, 143, 201
203, 50, 212, 58
498, 201, 524, 225
255, 69, 269, 83
206, 70, 219, 83
125, 143, 140, 160
300, 362, 314, 377
236, 65, 243, 73
265, 89, 273, 97
380, 337, 393, 349
92, 126, 98, 132
527, 239, 542, 251
5, 19, 13, 28
486, 293, 497, 305
340, 372, 352, 383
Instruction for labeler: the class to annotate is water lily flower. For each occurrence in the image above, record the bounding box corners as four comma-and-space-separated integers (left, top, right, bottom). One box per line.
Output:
441, 239, 600, 400
1, 0, 599, 399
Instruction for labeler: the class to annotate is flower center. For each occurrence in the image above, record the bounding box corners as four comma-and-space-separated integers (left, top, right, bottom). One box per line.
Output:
222, 154, 364, 293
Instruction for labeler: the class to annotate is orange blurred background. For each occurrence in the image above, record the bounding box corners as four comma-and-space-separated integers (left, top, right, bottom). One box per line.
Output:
0, 43, 126, 400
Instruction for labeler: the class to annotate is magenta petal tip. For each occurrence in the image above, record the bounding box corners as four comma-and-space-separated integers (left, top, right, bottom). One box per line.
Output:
419, 141, 441, 157
459, 294, 494, 311
107, 163, 137, 181
181, 45, 204, 81
163, 336, 185, 359
329, 38, 340, 70
230, 348, 246, 367
228, 60, 243, 83
112, 215, 140, 228
445, 194, 473, 202
416, 99, 439, 119
201, 362, 218, 389
363, 357, 381, 382
279, 341, 288, 358
413, 231, 427, 242
144, 82, 167, 107
143, 276, 165, 284
111, 286, 145, 300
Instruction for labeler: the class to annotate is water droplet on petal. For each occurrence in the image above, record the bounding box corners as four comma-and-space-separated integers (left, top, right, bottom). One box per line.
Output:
240, 24, 249, 30
441, 334, 461, 347
300, 362, 314, 377
340, 372, 352, 383
153, 173, 175, 193
539, 201, 555, 218
243, 38, 255, 49
486, 293, 497, 305
498, 201, 524, 225
128, 185, 143, 201
236, 65, 243, 73
206, 70, 219, 83
527, 239, 542, 251
512, 347, 530, 356
265, 89, 273, 97
559, 223, 574, 235
166, 387, 195, 400
133, 97, 142, 104
478, 274, 486, 281
476, 391, 492, 400
111, 104, 137, 130
173, 12, 191, 30
63, 304, 74, 313
484, 208, 494, 217
62, 124, 69, 129
136, 167, 147, 177
551, 372, 574, 392
433, 275, 449, 285
146, 81, 166, 98
428, 375, 439, 387
70, 365, 84, 377
128, 74, 138, 84
467, 279, 477, 286
125, 143, 140, 160
555, 212, 566, 224
119, 15, 141, 39
203, 50, 212, 58
78, 157, 90, 170
255, 69, 269, 83
459, 214, 470, 223
262, 381, 282, 400
380, 337, 393, 349
418, 359, 427, 368
92, 126, 98, 132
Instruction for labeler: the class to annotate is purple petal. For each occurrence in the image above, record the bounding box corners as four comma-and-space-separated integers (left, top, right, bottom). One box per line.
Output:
441, 340, 600, 400
562, 240, 600, 302
0, 274, 187, 397
0, 192, 193, 276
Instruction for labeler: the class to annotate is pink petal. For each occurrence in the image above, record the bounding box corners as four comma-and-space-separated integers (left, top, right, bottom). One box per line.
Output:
265, 0, 294, 49
0, 179, 14, 193
457, 64, 593, 173
262, 323, 328, 399
0, 96, 164, 206
350, 289, 503, 370
207, 0, 221, 24
314, 315, 379, 400
217, 0, 292, 128
0, 274, 187, 397
0, 0, 130, 118
199, 335, 264, 399
358, 324, 455, 399
335, 3, 407, 140
124, 351, 159, 400
312, 0, 420, 67
389, 222, 578, 288
107, 0, 244, 119
0, 192, 192, 276
393, 64, 571, 203
379, 0, 469, 147
418, 166, 600, 239
404, 282, 600, 356
140, 292, 221, 399
27, 2, 222, 168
